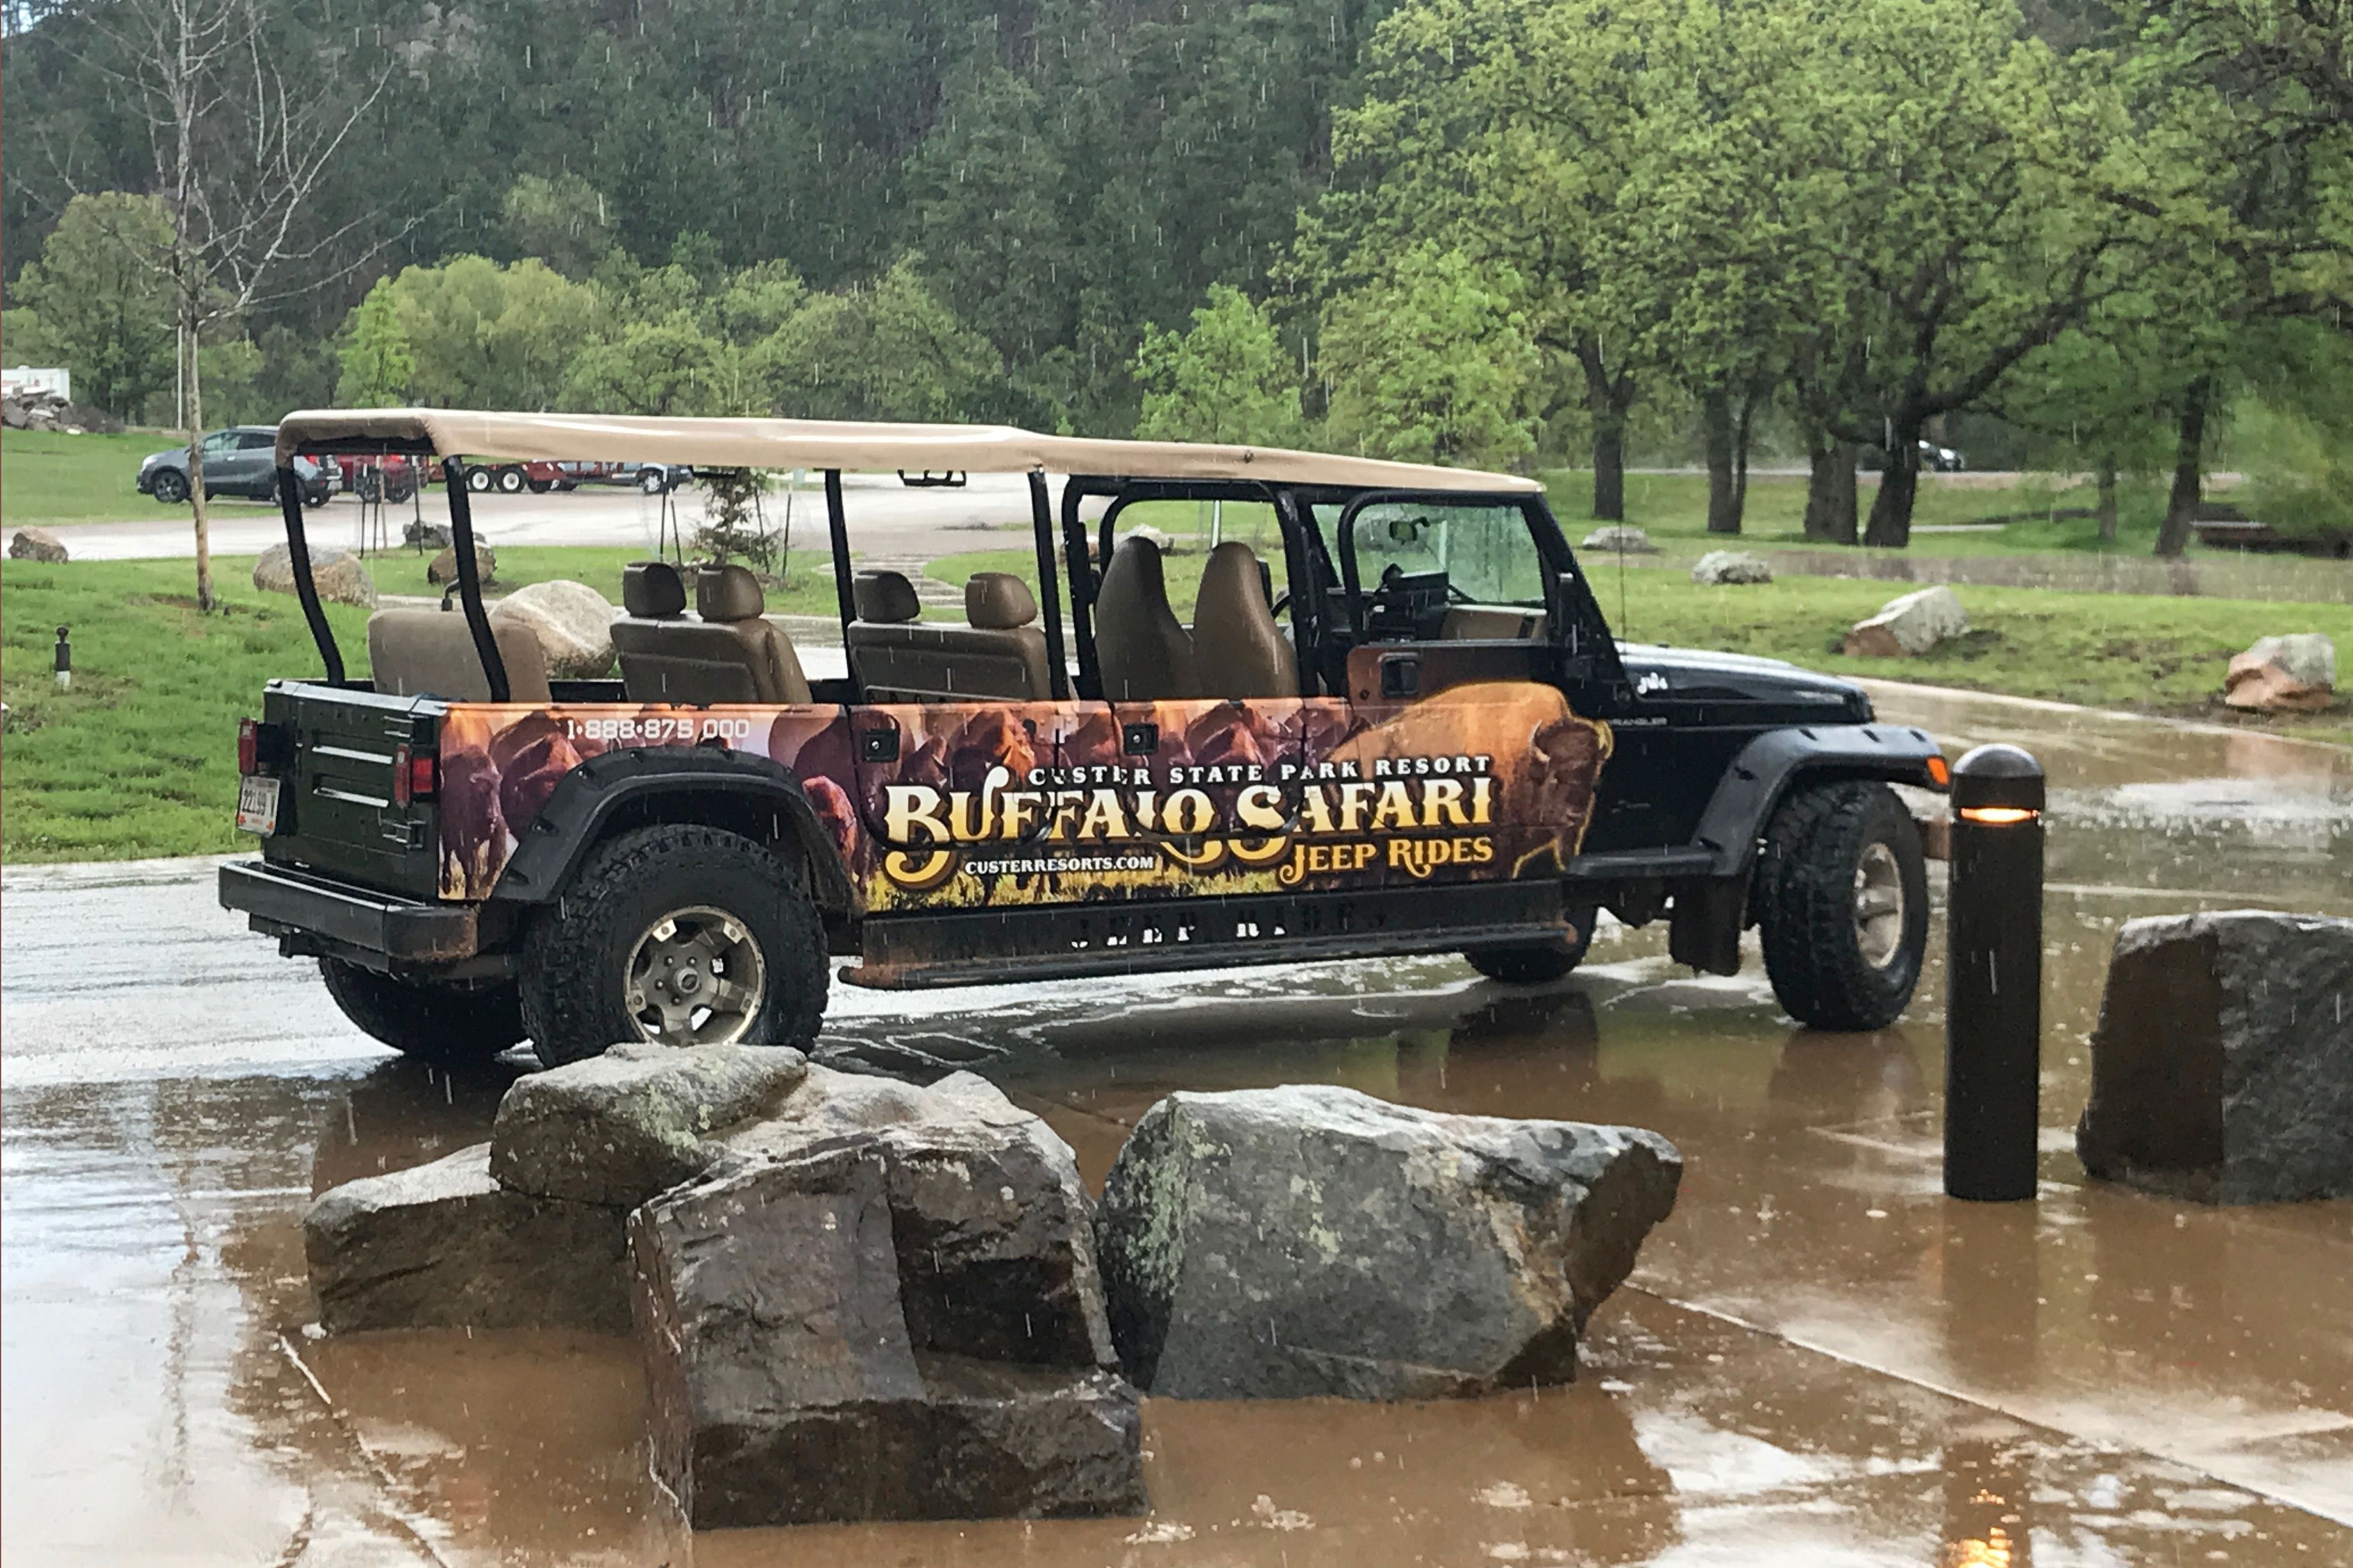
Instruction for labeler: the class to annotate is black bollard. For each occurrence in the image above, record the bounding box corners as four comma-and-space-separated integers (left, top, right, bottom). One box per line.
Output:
1944, 743, 2045, 1202
53, 625, 70, 691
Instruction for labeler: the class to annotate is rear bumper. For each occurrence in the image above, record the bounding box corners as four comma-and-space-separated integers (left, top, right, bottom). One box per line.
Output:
219, 859, 482, 963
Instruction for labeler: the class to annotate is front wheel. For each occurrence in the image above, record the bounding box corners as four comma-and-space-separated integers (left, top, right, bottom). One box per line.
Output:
151, 469, 190, 504
638, 467, 668, 495
518, 823, 829, 1068
1464, 906, 1598, 984
1757, 781, 1928, 1031
320, 959, 525, 1064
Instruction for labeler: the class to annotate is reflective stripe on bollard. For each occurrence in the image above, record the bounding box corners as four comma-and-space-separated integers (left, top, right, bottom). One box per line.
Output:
1944, 742, 2045, 1202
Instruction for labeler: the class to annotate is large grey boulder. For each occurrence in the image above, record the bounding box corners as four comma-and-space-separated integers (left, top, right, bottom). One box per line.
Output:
9, 527, 68, 563
630, 1143, 1143, 1527
1844, 585, 1968, 658
2223, 633, 2335, 713
1095, 1087, 1682, 1399
488, 578, 617, 679
427, 540, 496, 586
488, 1041, 809, 1207
1580, 525, 1659, 554
2077, 912, 2353, 1203
303, 1143, 630, 1333
254, 542, 377, 609
1689, 549, 1772, 585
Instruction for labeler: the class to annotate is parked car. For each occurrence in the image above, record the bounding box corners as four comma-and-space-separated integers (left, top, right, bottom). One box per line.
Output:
221, 408, 1951, 1069
1921, 440, 1964, 473
140, 427, 333, 506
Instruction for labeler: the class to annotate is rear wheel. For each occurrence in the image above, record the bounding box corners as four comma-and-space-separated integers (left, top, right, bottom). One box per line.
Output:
1757, 781, 1928, 1030
466, 467, 494, 493
1464, 906, 1598, 984
319, 959, 525, 1064
494, 466, 526, 494
519, 823, 829, 1068
526, 476, 553, 493
151, 469, 190, 504
638, 467, 668, 495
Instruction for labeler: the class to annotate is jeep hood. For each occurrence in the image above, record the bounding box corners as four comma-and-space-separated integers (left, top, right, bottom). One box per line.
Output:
1617, 642, 1872, 718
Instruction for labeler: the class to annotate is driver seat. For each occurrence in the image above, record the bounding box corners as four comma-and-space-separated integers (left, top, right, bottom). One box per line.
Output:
1192, 543, 1297, 698
1094, 535, 1198, 700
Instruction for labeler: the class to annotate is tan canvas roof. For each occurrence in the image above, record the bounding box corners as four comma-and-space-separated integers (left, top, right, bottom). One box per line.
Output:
273, 409, 1542, 494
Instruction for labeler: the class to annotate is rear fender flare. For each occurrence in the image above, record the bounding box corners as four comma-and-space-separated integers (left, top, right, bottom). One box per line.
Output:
485, 746, 857, 916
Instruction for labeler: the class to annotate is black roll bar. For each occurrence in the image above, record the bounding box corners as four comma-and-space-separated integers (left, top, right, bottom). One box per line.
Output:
1027, 471, 1071, 701
274, 465, 346, 684
823, 470, 863, 701
441, 458, 511, 703
1058, 477, 1101, 700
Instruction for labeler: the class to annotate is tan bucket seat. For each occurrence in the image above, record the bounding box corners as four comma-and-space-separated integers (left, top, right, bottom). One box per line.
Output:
1093, 535, 1198, 701
368, 608, 551, 701
611, 560, 687, 700
1192, 542, 1298, 698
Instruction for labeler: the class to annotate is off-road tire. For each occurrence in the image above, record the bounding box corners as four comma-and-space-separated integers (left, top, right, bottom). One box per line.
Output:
319, 959, 525, 1063
518, 823, 828, 1068
1464, 906, 1599, 984
1757, 780, 1928, 1031
151, 469, 190, 504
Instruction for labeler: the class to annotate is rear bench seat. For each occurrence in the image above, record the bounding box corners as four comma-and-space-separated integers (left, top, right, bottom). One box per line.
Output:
846, 570, 1053, 702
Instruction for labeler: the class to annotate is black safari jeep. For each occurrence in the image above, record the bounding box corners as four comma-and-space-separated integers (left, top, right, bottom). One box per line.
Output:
219, 410, 1949, 1067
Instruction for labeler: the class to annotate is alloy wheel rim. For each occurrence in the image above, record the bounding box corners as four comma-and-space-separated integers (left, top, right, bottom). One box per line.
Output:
624, 905, 766, 1047
1853, 841, 1905, 968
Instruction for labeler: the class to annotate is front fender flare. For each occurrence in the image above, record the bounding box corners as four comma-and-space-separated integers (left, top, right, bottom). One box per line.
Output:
1692, 723, 1945, 877
485, 746, 856, 914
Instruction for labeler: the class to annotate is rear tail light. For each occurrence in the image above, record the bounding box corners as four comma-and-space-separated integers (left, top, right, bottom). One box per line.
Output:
238, 718, 259, 776
393, 745, 437, 805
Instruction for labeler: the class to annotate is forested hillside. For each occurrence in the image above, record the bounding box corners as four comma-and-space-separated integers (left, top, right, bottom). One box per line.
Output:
2, 0, 1388, 432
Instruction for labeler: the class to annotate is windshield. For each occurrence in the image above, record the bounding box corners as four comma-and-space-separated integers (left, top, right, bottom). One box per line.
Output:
1312, 501, 1547, 607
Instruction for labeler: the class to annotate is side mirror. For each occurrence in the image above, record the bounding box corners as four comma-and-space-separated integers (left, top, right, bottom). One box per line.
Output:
1386, 516, 1425, 546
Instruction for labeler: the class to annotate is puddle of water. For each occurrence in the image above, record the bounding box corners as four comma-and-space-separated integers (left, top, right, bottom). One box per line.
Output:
5, 688, 2350, 1564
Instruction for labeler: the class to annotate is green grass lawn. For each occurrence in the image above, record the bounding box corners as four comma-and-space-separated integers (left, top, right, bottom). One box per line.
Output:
1533, 468, 2191, 557
3, 557, 377, 861
1, 427, 202, 526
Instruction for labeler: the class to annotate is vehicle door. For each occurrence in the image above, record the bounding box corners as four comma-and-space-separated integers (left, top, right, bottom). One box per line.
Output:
1315, 495, 1617, 885
193, 429, 243, 495
224, 429, 279, 495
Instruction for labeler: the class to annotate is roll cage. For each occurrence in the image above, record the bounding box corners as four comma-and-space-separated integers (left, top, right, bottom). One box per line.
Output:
266, 410, 1624, 708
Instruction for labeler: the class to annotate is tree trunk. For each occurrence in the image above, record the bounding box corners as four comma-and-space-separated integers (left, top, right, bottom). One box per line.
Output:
2155, 380, 2209, 558
1862, 421, 1920, 547
185, 319, 215, 612
1733, 390, 1756, 528
1702, 386, 1738, 533
1591, 413, 1626, 522
2095, 454, 2118, 543
1802, 439, 1856, 542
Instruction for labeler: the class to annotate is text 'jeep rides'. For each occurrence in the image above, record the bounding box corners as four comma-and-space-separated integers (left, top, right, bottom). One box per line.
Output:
219, 410, 1950, 1066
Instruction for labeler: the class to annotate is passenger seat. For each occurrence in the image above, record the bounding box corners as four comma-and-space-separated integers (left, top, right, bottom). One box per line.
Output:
611, 560, 687, 700
1093, 535, 1198, 700
846, 568, 1053, 701
1191, 542, 1297, 698
616, 563, 812, 703
368, 608, 551, 702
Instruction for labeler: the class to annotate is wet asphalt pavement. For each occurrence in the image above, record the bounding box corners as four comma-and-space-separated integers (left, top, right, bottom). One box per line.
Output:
5, 686, 2350, 1566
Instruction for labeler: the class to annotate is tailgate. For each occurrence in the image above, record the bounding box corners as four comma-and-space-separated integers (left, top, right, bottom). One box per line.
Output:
257, 680, 445, 899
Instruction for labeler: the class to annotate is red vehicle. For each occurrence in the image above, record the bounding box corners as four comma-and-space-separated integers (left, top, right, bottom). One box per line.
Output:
459, 459, 686, 495
315, 452, 427, 502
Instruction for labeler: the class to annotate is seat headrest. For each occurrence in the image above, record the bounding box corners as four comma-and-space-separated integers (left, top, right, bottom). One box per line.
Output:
965, 572, 1038, 630
853, 570, 922, 624
696, 563, 765, 621
622, 560, 687, 618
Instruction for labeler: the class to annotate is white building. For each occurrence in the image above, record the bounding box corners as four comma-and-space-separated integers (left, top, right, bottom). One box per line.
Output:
2, 367, 71, 401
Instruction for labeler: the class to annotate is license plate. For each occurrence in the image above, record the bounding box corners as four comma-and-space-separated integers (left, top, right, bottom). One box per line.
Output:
236, 776, 281, 836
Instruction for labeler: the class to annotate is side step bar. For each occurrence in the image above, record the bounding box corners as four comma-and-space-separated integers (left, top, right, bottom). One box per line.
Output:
843, 882, 1567, 991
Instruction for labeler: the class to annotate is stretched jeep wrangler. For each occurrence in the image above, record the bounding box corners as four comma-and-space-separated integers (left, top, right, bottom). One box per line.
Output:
220, 410, 1949, 1066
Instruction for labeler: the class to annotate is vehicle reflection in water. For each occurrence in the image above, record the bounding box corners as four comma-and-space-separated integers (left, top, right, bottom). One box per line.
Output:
4, 686, 2349, 1563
